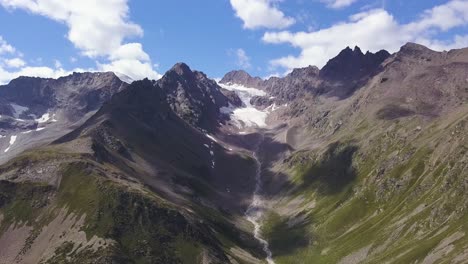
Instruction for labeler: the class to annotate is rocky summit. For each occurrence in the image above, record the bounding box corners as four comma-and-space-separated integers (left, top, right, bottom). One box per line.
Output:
0, 43, 467, 264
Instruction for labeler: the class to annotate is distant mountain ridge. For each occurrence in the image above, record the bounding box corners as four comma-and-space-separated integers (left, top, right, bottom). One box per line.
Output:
221, 46, 391, 100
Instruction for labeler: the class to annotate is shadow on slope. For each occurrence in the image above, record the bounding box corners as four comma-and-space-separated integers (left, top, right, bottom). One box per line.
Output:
296, 142, 358, 195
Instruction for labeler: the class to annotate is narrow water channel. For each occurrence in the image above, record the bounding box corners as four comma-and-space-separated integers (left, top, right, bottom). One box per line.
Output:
245, 136, 275, 264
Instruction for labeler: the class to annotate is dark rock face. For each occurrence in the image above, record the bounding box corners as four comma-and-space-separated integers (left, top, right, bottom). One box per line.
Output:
319, 46, 390, 97
0, 72, 127, 122
220, 88, 244, 107
262, 65, 322, 101
0, 72, 128, 165
220, 70, 263, 88
220, 46, 390, 101
158, 63, 237, 131
320, 46, 390, 80
250, 96, 275, 109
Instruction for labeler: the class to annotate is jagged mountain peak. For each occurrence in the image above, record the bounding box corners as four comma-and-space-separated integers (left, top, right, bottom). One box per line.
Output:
169, 62, 193, 76
400, 42, 435, 53
320, 46, 390, 79
220, 69, 264, 87
157, 62, 239, 131
289, 65, 320, 78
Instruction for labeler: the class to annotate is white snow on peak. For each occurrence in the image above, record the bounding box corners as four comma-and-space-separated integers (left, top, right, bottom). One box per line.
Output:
10, 103, 29, 118
218, 83, 269, 128
4, 135, 17, 153
36, 127, 46, 132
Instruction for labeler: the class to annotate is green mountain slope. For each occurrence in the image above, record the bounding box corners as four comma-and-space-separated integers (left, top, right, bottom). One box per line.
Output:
257, 44, 468, 264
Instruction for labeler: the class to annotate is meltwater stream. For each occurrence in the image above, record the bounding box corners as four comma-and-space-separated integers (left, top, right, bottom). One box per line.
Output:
218, 82, 276, 263
245, 137, 276, 264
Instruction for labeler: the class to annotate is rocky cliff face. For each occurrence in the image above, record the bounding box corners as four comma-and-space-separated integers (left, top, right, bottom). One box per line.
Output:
158, 63, 241, 132
0, 72, 127, 165
319, 46, 390, 97
220, 46, 390, 101
220, 69, 264, 88
0, 72, 127, 122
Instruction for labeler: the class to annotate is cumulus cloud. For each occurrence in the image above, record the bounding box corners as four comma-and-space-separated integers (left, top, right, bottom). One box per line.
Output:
0, 35, 88, 84
321, 0, 359, 9
0, 36, 15, 54
0, 63, 76, 85
0, 0, 160, 81
263, 0, 468, 71
3, 58, 25, 68
98, 58, 161, 81
230, 0, 295, 29
235, 48, 252, 69
0, 0, 142, 57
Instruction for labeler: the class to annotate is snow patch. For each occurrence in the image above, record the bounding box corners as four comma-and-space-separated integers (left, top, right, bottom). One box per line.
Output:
206, 134, 218, 143
21, 130, 33, 134
4, 135, 17, 153
36, 127, 46, 132
218, 83, 270, 128
35, 113, 53, 123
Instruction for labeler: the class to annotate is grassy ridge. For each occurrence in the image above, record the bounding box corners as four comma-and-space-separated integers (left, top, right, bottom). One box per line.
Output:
0, 159, 229, 263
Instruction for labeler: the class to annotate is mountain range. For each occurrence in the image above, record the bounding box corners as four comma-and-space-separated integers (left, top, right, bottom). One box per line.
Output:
0, 42, 466, 264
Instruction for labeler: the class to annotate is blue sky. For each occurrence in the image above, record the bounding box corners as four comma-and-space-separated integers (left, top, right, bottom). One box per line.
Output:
0, 0, 467, 83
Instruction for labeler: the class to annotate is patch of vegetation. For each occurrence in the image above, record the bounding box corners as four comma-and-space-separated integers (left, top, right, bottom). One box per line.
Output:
0, 180, 54, 228
56, 162, 226, 263
376, 104, 415, 120
293, 142, 358, 195
262, 212, 310, 258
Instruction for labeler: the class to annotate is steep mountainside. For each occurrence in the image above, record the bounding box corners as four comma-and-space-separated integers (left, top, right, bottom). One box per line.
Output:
159, 63, 241, 132
253, 43, 468, 263
0, 72, 128, 164
0, 66, 263, 263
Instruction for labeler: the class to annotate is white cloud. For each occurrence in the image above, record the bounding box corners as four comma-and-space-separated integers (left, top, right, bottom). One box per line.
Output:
0, 0, 142, 57
110, 43, 150, 62
98, 59, 161, 81
236, 48, 252, 69
263, 0, 468, 71
0, 0, 160, 81
0, 65, 73, 85
230, 0, 295, 29
54, 59, 62, 69
0, 36, 15, 54
321, 0, 359, 9
3, 58, 26, 68
0, 35, 84, 84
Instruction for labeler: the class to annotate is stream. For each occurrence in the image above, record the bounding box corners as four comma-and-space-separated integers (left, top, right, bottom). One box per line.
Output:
244, 135, 276, 264
219, 82, 276, 263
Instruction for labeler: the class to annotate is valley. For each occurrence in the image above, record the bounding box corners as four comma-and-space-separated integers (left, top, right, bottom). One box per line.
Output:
0, 43, 466, 264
